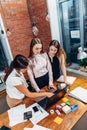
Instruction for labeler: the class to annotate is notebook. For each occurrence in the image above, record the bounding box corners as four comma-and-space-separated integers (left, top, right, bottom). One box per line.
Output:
35, 86, 67, 109
68, 86, 87, 103
71, 111, 87, 130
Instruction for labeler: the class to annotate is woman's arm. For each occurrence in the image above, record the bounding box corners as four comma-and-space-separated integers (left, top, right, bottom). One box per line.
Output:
45, 53, 56, 89
16, 84, 53, 98
59, 54, 67, 83
27, 69, 40, 92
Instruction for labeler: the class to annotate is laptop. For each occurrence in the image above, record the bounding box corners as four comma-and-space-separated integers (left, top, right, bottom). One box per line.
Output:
34, 86, 67, 109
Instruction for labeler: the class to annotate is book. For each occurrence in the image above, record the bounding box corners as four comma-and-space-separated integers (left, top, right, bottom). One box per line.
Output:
68, 86, 87, 103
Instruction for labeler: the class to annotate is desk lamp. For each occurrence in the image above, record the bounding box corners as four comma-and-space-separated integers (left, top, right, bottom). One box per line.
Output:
77, 47, 87, 71
77, 46, 87, 60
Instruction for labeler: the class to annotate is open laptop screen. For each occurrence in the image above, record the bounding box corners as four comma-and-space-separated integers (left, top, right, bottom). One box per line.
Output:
35, 86, 67, 109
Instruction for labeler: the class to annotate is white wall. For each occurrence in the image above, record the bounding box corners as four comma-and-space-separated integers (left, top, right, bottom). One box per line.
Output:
47, 0, 61, 43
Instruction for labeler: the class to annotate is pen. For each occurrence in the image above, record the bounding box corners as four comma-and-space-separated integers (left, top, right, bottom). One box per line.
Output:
38, 105, 43, 113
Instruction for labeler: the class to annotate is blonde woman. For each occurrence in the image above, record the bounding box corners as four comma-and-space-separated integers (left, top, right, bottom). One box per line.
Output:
47, 40, 69, 84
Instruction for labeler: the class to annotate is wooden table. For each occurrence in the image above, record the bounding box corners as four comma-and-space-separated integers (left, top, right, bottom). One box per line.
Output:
0, 77, 87, 130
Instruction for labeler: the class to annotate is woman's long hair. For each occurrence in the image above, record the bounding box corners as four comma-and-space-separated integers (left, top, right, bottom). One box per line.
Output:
29, 38, 43, 57
4, 54, 29, 82
49, 40, 66, 64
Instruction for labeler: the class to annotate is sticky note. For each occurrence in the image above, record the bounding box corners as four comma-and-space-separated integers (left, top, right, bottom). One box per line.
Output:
54, 117, 63, 124
66, 101, 72, 106
62, 97, 69, 103
60, 102, 66, 107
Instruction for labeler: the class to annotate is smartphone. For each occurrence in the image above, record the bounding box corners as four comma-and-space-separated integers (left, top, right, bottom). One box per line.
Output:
32, 106, 39, 112
24, 111, 32, 120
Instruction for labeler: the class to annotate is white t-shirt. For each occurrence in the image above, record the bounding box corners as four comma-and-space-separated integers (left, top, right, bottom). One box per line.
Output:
6, 69, 28, 99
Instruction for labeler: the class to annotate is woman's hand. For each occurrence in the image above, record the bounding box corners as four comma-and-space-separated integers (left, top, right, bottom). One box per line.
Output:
49, 85, 57, 90
39, 88, 46, 92
64, 79, 71, 86
46, 92, 54, 98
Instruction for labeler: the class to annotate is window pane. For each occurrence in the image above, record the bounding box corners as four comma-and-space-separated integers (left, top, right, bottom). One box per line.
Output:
59, 0, 80, 63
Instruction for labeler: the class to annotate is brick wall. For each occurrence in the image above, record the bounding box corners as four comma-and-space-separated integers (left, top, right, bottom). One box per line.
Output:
27, 0, 51, 51
0, 0, 33, 57
0, 0, 51, 57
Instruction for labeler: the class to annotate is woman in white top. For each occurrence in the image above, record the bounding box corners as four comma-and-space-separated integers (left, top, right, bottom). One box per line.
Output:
4, 54, 53, 108
28, 38, 56, 92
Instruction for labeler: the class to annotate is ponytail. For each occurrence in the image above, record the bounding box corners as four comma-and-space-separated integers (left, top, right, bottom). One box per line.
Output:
4, 61, 14, 82
4, 54, 29, 82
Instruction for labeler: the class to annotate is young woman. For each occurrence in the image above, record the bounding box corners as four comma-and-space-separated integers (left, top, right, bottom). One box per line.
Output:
47, 40, 69, 84
4, 54, 53, 108
28, 38, 56, 92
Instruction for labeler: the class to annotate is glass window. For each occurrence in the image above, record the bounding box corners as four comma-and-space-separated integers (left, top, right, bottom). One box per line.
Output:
84, 0, 87, 49
58, 0, 80, 64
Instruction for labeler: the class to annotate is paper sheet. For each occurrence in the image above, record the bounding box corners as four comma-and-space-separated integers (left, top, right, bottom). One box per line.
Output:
24, 124, 51, 130
8, 103, 49, 127
57, 75, 76, 85
8, 104, 26, 127
25, 103, 49, 125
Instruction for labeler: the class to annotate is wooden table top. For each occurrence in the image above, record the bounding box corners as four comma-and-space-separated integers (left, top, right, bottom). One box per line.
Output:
0, 77, 87, 130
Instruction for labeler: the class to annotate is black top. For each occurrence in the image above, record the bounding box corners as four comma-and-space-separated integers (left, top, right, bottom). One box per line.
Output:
48, 54, 60, 81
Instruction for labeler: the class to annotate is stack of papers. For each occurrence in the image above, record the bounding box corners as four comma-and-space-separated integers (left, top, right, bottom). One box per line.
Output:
8, 103, 49, 127
68, 86, 87, 103
57, 75, 76, 85
24, 124, 51, 130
